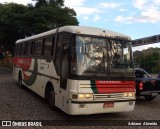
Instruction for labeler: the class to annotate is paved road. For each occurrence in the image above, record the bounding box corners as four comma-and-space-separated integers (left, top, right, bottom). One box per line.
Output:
0, 66, 160, 129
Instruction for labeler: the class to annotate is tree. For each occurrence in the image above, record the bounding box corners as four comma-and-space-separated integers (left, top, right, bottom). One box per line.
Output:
34, 0, 64, 8
34, 0, 47, 8
0, 3, 28, 53
49, 0, 64, 6
133, 47, 160, 73
0, 1, 79, 54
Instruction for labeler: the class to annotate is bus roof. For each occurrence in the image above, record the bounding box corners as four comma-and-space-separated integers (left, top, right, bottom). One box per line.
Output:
16, 26, 131, 44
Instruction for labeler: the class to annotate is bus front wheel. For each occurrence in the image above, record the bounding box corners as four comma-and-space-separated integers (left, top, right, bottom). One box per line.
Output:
47, 87, 56, 110
18, 73, 24, 89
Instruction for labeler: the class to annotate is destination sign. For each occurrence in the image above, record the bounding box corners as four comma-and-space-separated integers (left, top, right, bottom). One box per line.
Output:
131, 34, 160, 47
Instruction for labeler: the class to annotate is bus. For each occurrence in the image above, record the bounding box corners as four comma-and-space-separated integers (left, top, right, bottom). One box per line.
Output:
13, 26, 136, 115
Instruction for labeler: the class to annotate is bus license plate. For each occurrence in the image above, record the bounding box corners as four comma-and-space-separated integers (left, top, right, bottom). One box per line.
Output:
103, 102, 114, 108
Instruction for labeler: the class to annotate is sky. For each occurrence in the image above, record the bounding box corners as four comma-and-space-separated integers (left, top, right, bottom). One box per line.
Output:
0, 0, 160, 51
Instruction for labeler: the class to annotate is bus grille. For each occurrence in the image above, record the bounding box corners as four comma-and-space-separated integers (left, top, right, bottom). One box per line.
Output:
94, 93, 123, 100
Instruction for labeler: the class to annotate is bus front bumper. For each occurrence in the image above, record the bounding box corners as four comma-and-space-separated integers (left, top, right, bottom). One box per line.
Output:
67, 99, 135, 115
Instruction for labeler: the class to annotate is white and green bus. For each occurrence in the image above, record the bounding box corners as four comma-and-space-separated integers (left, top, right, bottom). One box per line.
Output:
13, 26, 136, 115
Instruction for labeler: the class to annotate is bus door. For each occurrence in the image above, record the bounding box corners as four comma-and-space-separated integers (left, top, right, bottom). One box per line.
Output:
56, 33, 70, 111
59, 42, 69, 110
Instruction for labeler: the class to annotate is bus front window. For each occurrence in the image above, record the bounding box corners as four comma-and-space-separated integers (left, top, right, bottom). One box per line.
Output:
71, 36, 134, 77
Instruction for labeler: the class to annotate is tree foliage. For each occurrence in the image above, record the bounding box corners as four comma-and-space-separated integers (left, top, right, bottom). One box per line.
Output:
0, 0, 79, 53
134, 47, 160, 73
34, 0, 64, 8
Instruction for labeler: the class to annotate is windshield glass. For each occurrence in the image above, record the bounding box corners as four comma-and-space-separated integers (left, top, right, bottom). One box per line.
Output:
71, 36, 134, 77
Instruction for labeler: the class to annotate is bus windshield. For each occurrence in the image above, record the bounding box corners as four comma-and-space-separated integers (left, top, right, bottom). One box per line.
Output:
71, 35, 134, 77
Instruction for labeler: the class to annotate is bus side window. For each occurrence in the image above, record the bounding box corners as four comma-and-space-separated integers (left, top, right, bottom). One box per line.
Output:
44, 36, 55, 57
14, 44, 18, 56
34, 39, 43, 56
31, 41, 34, 55
26, 42, 32, 55
55, 34, 63, 75
22, 43, 26, 56
16, 44, 19, 56
19, 43, 22, 55
24, 42, 28, 55
18, 44, 21, 55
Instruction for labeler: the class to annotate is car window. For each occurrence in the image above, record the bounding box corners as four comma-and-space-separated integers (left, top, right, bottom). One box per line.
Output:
135, 70, 144, 78
135, 69, 150, 78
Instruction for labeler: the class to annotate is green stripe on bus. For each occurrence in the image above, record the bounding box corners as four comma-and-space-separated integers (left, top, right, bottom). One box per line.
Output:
90, 80, 98, 94
23, 59, 38, 86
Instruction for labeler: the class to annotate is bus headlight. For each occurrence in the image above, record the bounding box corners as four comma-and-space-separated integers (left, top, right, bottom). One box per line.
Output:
72, 94, 93, 100
128, 93, 134, 97
78, 94, 84, 99
123, 93, 128, 97
123, 92, 135, 98
85, 94, 92, 99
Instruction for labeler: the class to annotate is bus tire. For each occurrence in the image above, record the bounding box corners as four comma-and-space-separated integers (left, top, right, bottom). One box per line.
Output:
18, 72, 24, 89
46, 84, 56, 110
144, 95, 156, 101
